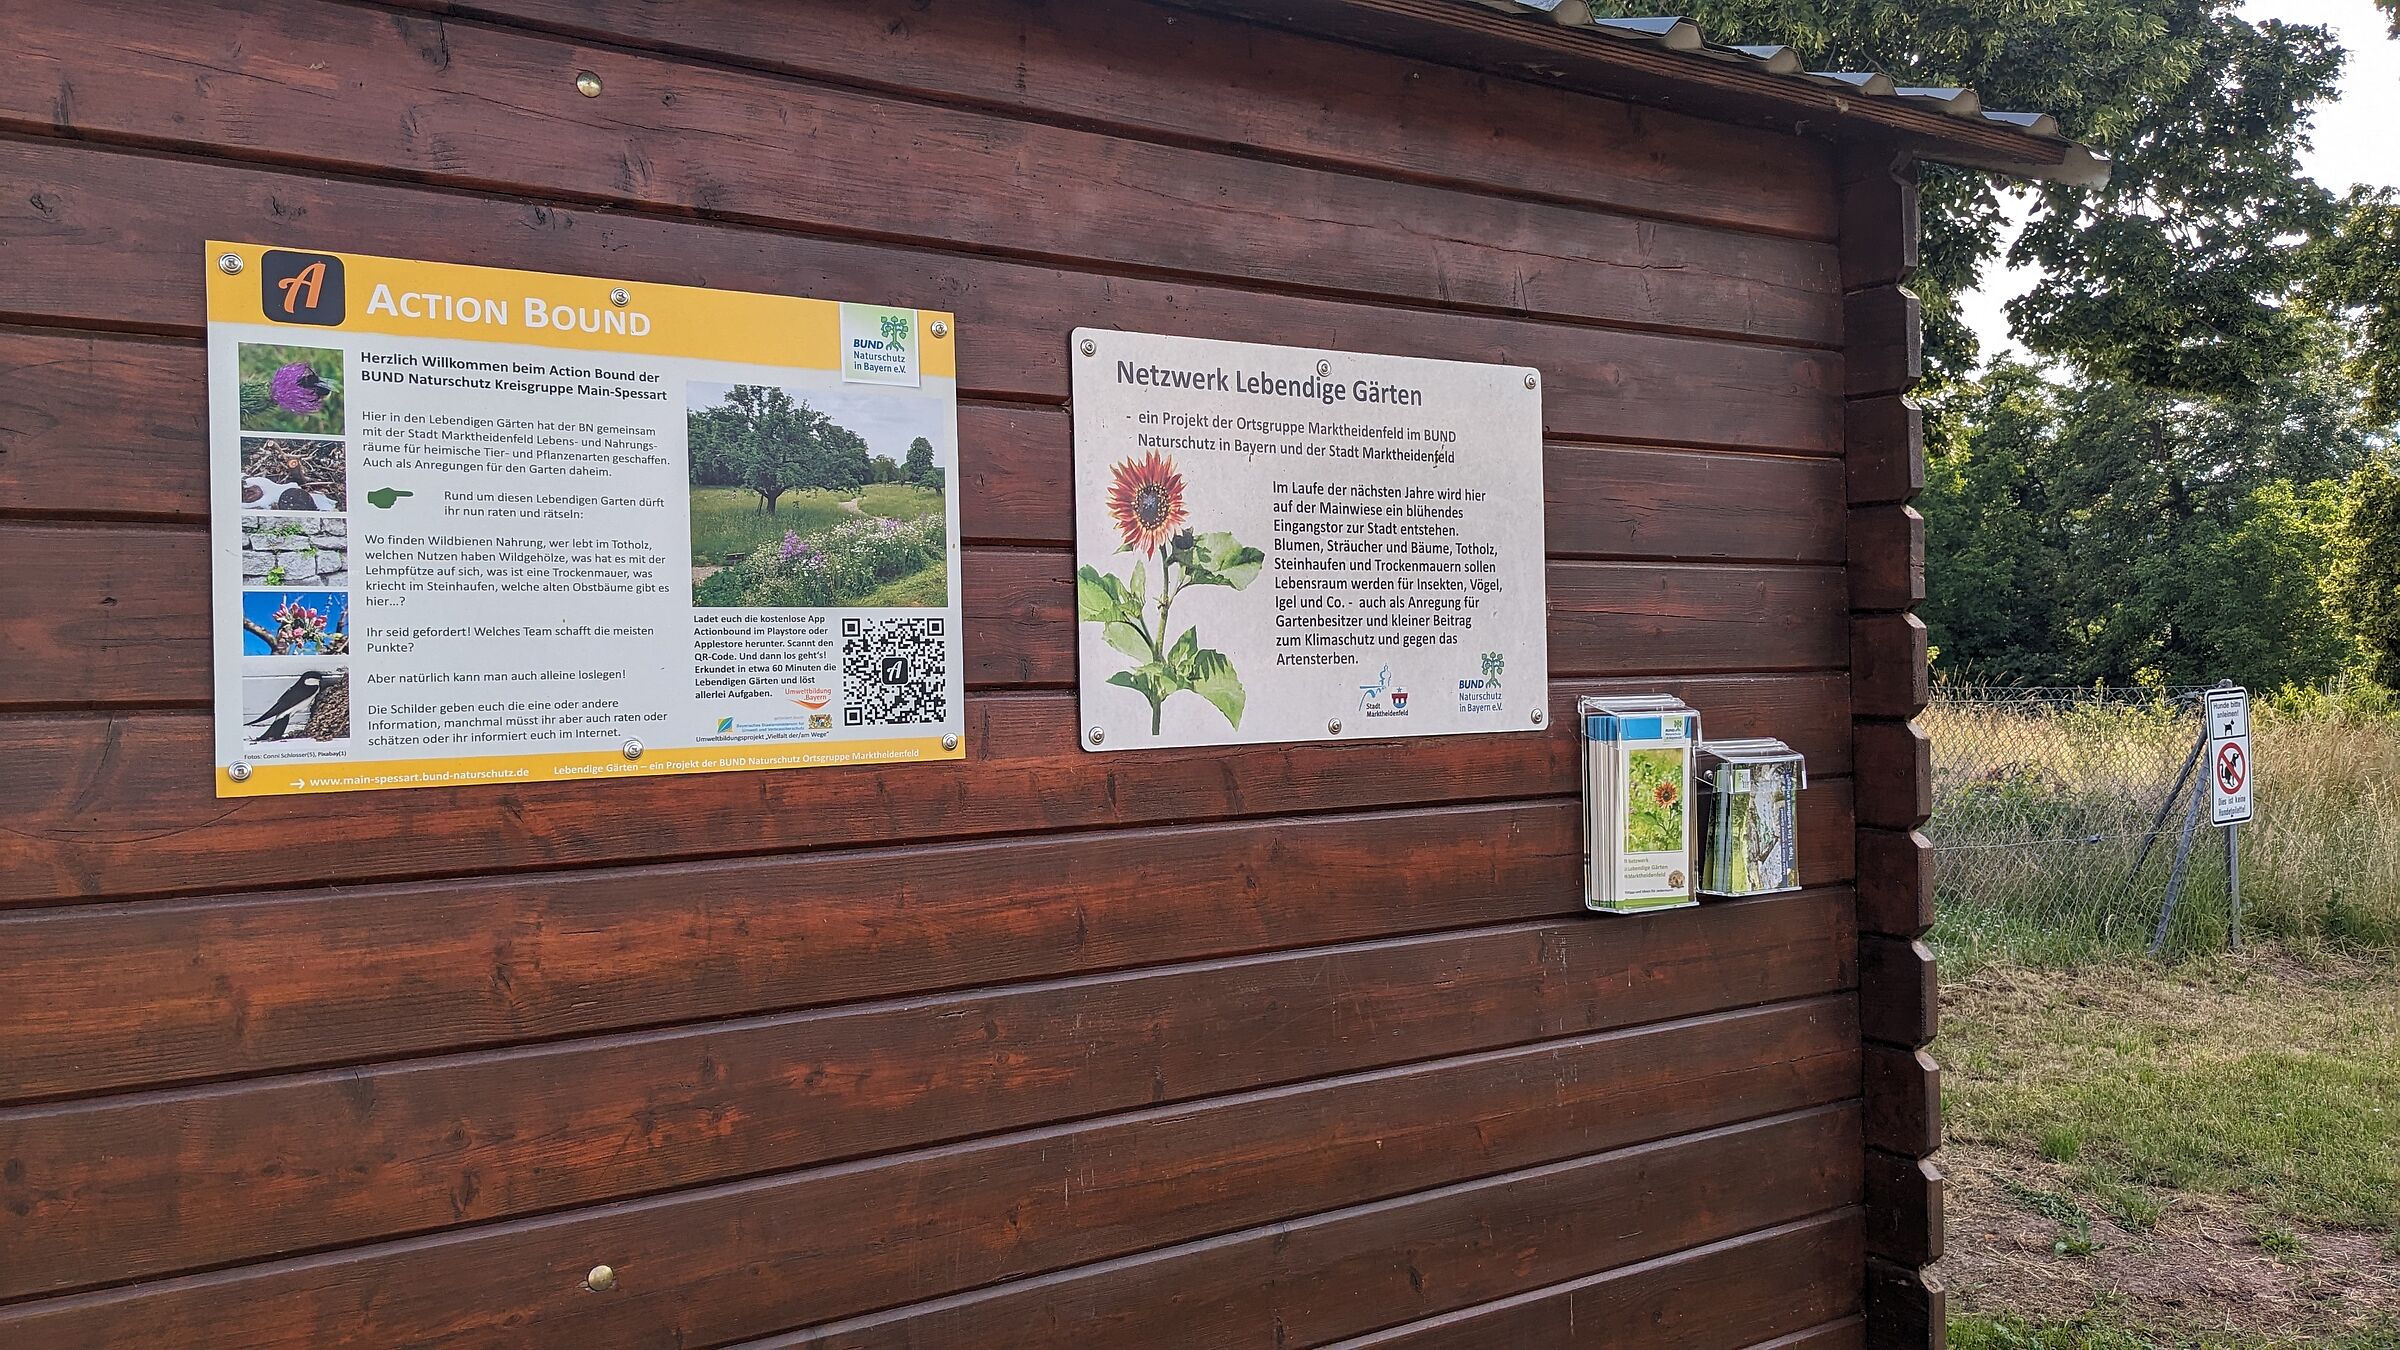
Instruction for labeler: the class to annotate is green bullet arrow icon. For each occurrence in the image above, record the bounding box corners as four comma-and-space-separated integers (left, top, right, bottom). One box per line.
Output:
366, 487, 414, 509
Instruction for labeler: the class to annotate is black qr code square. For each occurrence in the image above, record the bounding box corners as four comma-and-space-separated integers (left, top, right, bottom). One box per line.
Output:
841, 617, 949, 727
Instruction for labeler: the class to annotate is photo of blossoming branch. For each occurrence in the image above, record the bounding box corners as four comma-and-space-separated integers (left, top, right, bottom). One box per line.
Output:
240, 591, 351, 657
237, 344, 344, 436
1077, 450, 1262, 735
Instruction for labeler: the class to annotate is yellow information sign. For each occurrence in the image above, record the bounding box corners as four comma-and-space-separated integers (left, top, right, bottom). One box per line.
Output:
209, 242, 965, 796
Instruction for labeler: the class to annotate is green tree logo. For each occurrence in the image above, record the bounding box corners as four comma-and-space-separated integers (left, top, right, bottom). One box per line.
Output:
879, 313, 911, 352
1481, 651, 1505, 687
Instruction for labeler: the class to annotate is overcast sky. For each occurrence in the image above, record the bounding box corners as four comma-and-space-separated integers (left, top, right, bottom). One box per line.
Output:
1959, 0, 2399, 362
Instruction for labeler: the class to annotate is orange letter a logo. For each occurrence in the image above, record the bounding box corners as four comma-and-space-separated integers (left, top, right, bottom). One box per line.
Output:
258, 250, 345, 326
277, 261, 326, 314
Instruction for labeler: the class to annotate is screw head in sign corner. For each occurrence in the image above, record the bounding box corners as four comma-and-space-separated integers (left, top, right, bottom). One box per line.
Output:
930, 319, 949, 338
1316, 359, 1331, 377
941, 733, 959, 752
1531, 708, 1545, 726
621, 739, 644, 761
1079, 337, 1098, 357
227, 761, 253, 782
1087, 727, 1105, 746
585, 1265, 617, 1292
1524, 372, 1538, 390
609, 287, 630, 308
1328, 718, 1343, 736
217, 252, 245, 276
575, 70, 603, 97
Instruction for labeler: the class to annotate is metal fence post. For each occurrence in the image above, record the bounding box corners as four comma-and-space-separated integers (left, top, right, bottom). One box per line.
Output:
2149, 762, 2209, 956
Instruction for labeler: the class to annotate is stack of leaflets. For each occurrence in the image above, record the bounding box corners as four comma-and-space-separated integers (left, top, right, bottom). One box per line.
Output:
1579, 695, 1701, 914
1697, 738, 1807, 897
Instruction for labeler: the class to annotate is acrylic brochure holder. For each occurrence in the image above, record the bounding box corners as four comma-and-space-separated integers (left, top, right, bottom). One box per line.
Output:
1579, 694, 1700, 914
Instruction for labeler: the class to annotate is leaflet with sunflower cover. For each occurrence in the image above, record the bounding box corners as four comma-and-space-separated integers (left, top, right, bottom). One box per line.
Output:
206, 241, 964, 796
1069, 328, 1550, 751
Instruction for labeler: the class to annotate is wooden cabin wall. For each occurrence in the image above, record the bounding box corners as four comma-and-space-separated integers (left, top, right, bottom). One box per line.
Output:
0, 0, 1878, 1343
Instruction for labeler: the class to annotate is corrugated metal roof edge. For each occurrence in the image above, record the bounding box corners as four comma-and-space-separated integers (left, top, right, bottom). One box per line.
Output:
1466, 1, 2111, 186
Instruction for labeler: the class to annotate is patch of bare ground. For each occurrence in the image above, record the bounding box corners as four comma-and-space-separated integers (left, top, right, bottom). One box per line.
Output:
1940, 1143, 2400, 1343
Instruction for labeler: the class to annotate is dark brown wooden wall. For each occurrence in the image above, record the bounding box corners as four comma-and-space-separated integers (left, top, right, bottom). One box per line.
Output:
0, 0, 1900, 1343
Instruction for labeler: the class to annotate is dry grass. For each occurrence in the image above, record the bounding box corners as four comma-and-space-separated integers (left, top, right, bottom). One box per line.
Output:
1924, 695, 2400, 969
1938, 951, 2400, 1346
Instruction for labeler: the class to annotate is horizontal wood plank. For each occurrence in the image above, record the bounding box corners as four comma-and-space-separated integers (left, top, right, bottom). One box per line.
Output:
409, 0, 1839, 239
0, 330, 1848, 562
0, 536, 1846, 708
0, 684, 1854, 904
4, 2, 1839, 346
0, 1000, 1860, 1346
1864, 1256, 1946, 1350
1747, 1316, 1868, 1350
0, 897, 1855, 1296
1855, 720, 1933, 831
1851, 613, 1931, 721
1864, 1152, 1945, 1266
751, 1107, 1863, 1349
1328, 1210, 1863, 1349
0, 781, 1851, 1100
1862, 1044, 1942, 1159
0, 144, 1845, 454
1858, 936, 1939, 1049
1856, 828, 1936, 938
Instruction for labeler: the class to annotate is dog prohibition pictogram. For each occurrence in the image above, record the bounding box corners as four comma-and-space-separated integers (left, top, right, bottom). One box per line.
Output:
2216, 741, 2247, 795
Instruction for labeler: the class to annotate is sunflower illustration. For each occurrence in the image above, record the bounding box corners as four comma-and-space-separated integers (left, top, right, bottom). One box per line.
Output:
1654, 780, 1680, 808
1106, 450, 1188, 556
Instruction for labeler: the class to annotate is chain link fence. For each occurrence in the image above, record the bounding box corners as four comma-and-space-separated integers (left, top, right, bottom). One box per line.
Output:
1924, 686, 2239, 969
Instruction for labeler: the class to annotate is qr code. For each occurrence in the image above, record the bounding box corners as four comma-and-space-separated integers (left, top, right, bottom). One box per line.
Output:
841, 617, 949, 727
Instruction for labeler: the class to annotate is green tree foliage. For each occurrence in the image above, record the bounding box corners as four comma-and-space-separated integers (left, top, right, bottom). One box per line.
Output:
2334, 455, 2400, 687
903, 435, 936, 485
869, 454, 903, 484
1598, 0, 2354, 392
1921, 351, 2377, 688
2309, 190, 2400, 424
686, 385, 872, 514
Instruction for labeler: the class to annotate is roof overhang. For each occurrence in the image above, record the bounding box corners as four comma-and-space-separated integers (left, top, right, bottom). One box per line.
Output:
1177, 0, 2111, 187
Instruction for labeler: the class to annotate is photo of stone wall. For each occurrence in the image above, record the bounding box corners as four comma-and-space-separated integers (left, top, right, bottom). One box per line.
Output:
241, 515, 348, 588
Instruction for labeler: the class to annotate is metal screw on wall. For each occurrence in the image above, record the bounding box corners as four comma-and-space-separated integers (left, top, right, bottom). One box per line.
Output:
575, 71, 603, 97
217, 253, 245, 275
585, 1265, 617, 1292
1080, 338, 1097, 357
930, 320, 949, 338
1088, 727, 1106, 746
609, 287, 631, 308
941, 734, 959, 751
1327, 719, 1343, 735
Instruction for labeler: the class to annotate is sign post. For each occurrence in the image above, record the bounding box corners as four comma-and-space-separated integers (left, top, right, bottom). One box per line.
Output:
2207, 685, 2253, 947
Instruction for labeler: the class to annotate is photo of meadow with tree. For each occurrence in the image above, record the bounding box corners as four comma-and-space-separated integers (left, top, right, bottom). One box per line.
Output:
685, 382, 949, 608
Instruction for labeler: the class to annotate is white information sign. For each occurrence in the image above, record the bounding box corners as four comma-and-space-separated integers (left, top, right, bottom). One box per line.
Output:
2207, 686, 2253, 825
207, 242, 965, 797
1070, 329, 1548, 750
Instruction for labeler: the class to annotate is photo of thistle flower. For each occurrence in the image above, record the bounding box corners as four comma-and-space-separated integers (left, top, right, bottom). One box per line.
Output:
237, 343, 344, 436
1625, 749, 1687, 853
1078, 451, 1262, 735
